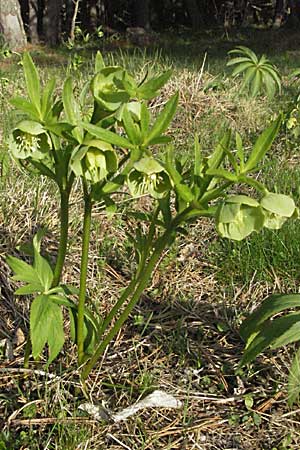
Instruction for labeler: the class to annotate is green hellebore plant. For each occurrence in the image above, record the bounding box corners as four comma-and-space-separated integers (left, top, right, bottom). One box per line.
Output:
6, 51, 298, 386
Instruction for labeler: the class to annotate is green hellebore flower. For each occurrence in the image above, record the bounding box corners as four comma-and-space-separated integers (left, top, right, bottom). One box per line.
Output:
261, 192, 296, 230
9, 120, 51, 160
70, 139, 117, 184
92, 68, 131, 112
128, 157, 171, 199
216, 195, 265, 241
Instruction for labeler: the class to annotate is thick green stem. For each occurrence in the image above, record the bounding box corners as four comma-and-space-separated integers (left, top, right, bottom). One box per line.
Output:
52, 189, 70, 287
81, 230, 171, 380
77, 188, 92, 365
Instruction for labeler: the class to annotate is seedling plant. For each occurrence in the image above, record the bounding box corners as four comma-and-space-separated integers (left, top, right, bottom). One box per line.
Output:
7, 52, 297, 383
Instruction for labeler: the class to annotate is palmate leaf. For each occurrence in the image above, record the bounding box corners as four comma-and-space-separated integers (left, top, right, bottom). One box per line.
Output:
30, 294, 65, 364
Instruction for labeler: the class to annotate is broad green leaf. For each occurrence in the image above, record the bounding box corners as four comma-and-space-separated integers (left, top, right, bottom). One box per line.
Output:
80, 122, 135, 149
271, 313, 300, 348
227, 56, 252, 66
240, 294, 300, 341
122, 106, 141, 145
62, 77, 80, 125
144, 92, 179, 146
288, 348, 300, 406
261, 193, 295, 217
41, 78, 56, 120
241, 312, 300, 366
241, 66, 256, 92
208, 131, 231, 169
138, 70, 173, 100
32, 231, 53, 292
10, 97, 40, 119
30, 294, 64, 364
231, 62, 253, 77
263, 71, 276, 99
140, 102, 150, 138
147, 135, 172, 145
23, 53, 41, 115
251, 69, 262, 97
205, 168, 238, 181
229, 46, 258, 63
6, 255, 43, 288
262, 65, 281, 92
244, 116, 282, 172
15, 283, 44, 295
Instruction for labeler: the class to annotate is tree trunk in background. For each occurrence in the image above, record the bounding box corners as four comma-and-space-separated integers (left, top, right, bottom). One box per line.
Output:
0, 0, 27, 49
134, 0, 150, 29
44, 0, 62, 45
28, 0, 39, 43
185, 0, 202, 30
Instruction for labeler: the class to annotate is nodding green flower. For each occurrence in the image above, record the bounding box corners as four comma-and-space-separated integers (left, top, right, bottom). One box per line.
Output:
9, 120, 51, 160
260, 193, 297, 229
70, 139, 117, 184
216, 195, 265, 241
92, 68, 132, 113
128, 157, 171, 199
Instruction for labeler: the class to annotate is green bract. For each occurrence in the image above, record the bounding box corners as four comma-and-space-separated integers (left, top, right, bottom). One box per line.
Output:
10, 120, 51, 160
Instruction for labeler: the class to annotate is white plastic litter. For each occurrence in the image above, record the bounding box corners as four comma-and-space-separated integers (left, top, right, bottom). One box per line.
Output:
79, 389, 182, 423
